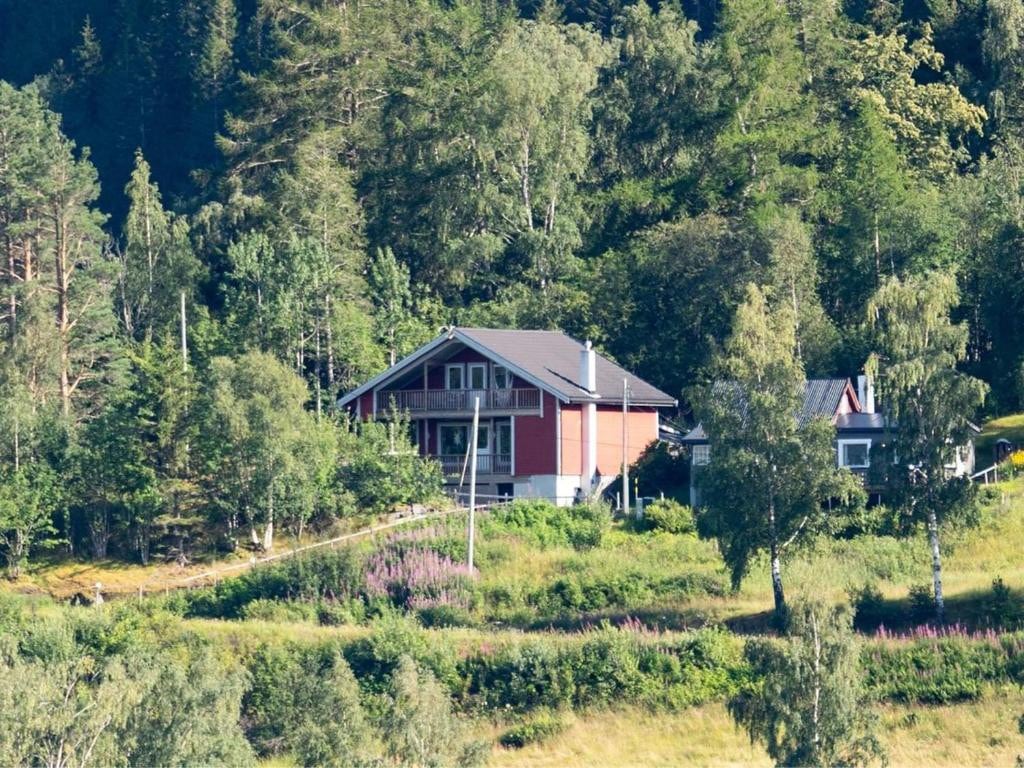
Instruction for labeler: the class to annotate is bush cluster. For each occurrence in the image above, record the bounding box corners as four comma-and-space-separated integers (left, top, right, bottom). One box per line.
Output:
523, 570, 726, 618
641, 499, 696, 535
863, 632, 1024, 704
499, 710, 568, 749
482, 499, 610, 550
463, 626, 746, 712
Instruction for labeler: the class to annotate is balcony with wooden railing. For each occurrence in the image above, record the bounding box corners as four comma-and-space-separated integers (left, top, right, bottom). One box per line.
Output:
438, 453, 513, 476
378, 388, 541, 414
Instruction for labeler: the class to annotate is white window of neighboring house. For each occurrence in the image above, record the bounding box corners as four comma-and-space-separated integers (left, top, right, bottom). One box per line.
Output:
839, 440, 871, 469
693, 444, 710, 466
445, 364, 464, 390
493, 365, 512, 390
468, 363, 487, 390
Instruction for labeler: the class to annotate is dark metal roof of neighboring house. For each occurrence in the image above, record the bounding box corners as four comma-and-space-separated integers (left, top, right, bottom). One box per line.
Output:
456, 328, 677, 405
801, 379, 856, 425
337, 327, 677, 407
835, 412, 887, 431
677, 378, 858, 444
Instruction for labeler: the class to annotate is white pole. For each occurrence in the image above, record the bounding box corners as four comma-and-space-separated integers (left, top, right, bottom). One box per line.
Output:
622, 378, 629, 516
468, 396, 480, 571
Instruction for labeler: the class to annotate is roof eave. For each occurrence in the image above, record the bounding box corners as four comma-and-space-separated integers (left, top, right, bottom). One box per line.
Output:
337, 331, 452, 407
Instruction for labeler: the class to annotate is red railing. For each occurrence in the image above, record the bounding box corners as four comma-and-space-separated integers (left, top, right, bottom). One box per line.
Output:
380, 388, 540, 413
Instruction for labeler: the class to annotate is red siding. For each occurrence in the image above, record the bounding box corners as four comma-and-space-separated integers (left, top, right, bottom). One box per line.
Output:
514, 392, 558, 475
358, 392, 374, 417
559, 404, 582, 476
595, 405, 658, 476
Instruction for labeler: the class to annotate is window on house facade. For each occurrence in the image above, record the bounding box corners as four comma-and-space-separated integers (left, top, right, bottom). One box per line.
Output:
493, 365, 512, 390
445, 364, 464, 390
468, 363, 487, 390
839, 440, 871, 469
438, 423, 491, 456
496, 422, 512, 456
439, 424, 467, 455
693, 445, 710, 466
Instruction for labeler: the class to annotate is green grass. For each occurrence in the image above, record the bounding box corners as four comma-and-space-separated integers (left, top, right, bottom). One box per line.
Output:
976, 413, 1024, 464
485, 688, 1024, 768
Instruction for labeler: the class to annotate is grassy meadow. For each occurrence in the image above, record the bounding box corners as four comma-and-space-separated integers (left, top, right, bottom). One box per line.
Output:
8, 417, 1024, 767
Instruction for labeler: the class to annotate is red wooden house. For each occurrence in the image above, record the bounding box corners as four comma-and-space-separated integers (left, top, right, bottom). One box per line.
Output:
338, 328, 677, 504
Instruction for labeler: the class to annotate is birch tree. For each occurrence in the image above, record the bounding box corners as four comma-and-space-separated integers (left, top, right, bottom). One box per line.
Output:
120, 150, 199, 340
695, 284, 862, 620
866, 272, 988, 623
728, 599, 885, 767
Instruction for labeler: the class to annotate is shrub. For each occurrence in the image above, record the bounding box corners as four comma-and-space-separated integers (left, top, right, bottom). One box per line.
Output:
345, 611, 460, 694
908, 584, 935, 624
338, 418, 444, 514
566, 500, 611, 550
526, 570, 726, 618
317, 598, 367, 627
365, 545, 475, 612
180, 547, 365, 619
499, 710, 568, 749
849, 584, 890, 632
482, 499, 609, 551
863, 635, 1008, 704
463, 627, 744, 713
642, 499, 695, 535
988, 577, 1020, 629
240, 599, 319, 623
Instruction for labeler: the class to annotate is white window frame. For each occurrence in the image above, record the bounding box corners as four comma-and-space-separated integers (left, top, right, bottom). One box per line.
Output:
692, 444, 710, 466
838, 439, 872, 469
467, 362, 488, 390
492, 364, 513, 390
445, 364, 464, 390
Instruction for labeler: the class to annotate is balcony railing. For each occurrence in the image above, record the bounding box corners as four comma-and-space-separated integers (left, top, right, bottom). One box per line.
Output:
379, 388, 540, 413
438, 454, 513, 476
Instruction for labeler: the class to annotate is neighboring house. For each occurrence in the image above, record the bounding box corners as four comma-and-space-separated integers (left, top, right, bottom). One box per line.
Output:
338, 327, 677, 504
676, 376, 979, 508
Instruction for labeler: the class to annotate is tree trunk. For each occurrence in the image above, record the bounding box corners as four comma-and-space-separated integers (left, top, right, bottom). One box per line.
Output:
6, 234, 16, 337
262, 489, 274, 551
90, 512, 110, 560
768, 495, 786, 619
54, 207, 72, 419
325, 292, 335, 409
926, 506, 945, 623
810, 606, 822, 757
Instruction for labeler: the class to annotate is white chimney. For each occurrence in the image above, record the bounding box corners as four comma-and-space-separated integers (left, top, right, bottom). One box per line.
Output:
581, 340, 596, 393
857, 374, 875, 414
581, 341, 597, 492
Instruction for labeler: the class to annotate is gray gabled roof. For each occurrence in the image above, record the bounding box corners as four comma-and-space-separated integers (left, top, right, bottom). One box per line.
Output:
457, 328, 676, 405
679, 378, 859, 444
338, 327, 677, 407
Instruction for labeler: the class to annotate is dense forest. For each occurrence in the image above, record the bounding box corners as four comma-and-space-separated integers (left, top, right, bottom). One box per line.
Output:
1, 0, 1023, 566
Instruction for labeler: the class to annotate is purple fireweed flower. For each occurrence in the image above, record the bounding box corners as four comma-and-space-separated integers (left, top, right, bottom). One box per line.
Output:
365, 544, 475, 610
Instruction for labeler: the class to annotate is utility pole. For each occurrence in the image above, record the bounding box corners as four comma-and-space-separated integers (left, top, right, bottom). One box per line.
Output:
622, 378, 629, 516
468, 396, 480, 571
